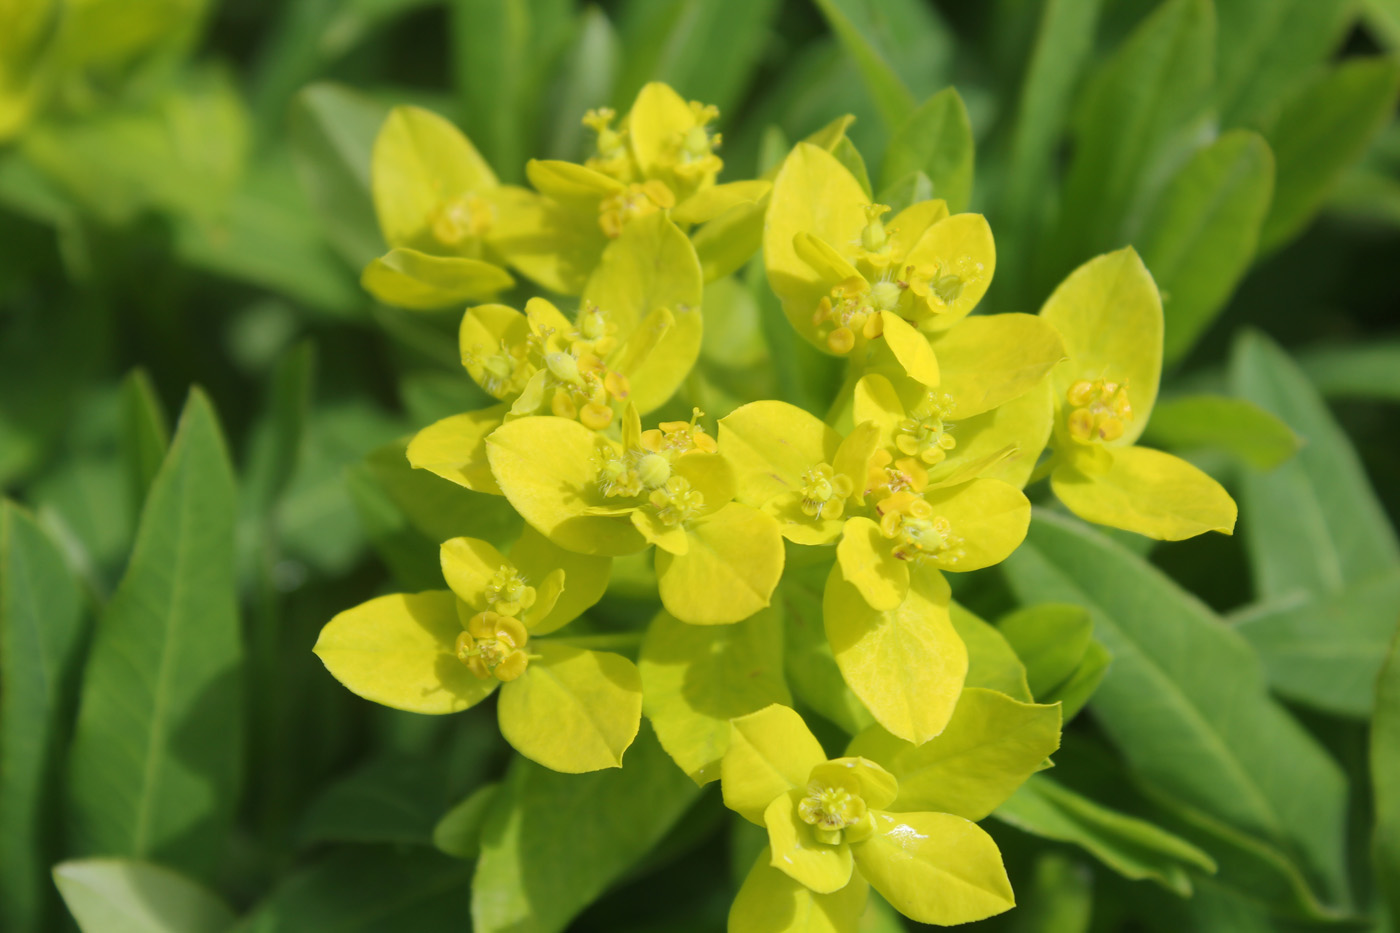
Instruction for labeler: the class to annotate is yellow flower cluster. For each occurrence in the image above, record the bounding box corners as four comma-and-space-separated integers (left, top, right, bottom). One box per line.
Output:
314, 81, 1237, 931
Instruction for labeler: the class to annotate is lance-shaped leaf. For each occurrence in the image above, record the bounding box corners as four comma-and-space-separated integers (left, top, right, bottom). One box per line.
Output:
1142, 394, 1297, 471
881, 87, 973, 213
54, 859, 235, 933
66, 391, 244, 879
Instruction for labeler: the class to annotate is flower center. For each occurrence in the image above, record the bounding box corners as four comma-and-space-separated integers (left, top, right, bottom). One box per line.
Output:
598, 180, 676, 238
905, 255, 984, 316
859, 203, 892, 255
799, 782, 867, 846
455, 611, 530, 681
649, 476, 705, 526
430, 193, 494, 246
1066, 378, 1133, 443
812, 277, 886, 354
674, 102, 723, 179
486, 566, 536, 617
877, 491, 965, 564
895, 391, 957, 465
800, 463, 853, 519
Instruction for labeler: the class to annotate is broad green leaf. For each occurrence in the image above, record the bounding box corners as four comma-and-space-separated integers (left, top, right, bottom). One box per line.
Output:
824, 566, 966, 745
297, 756, 454, 848
434, 783, 499, 859
1138, 131, 1275, 364
1143, 393, 1298, 471
1230, 332, 1400, 599
808, 0, 918, 129
778, 566, 875, 735
66, 391, 244, 879
881, 87, 973, 213
54, 859, 235, 933
874, 169, 933, 213
289, 83, 387, 269
1375, 625, 1400, 923
1215, 0, 1355, 128
950, 601, 1033, 702
848, 688, 1061, 820
1299, 339, 1400, 402
471, 725, 700, 933
640, 608, 791, 784
1261, 57, 1400, 252
852, 811, 1014, 926
1002, 512, 1350, 913
451, 0, 573, 180
1, 504, 88, 933
1366, 0, 1400, 49
1043, 640, 1110, 722
995, 0, 1102, 309
233, 846, 472, 932
993, 775, 1217, 896
997, 603, 1092, 700
1008, 853, 1092, 933
119, 369, 169, 511
611, 0, 782, 117
1047, 0, 1213, 284
1233, 573, 1400, 717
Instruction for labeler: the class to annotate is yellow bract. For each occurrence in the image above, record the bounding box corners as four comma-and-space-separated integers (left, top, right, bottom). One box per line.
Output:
313, 533, 636, 773
1040, 248, 1238, 539
721, 704, 1014, 928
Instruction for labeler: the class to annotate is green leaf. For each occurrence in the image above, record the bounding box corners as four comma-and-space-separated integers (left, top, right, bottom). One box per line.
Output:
289, 82, 387, 269
1366, 0, 1400, 49
777, 565, 874, 736
639, 607, 791, 784
874, 169, 933, 213
880, 87, 973, 212
848, 687, 1061, 821
1042, 640, 1110, 722
544, 6, 619, 159
66, 390, 244, 878
1230, 332, 1400, 599
950, 601, 1033, 702
612, 0, 782, 117
808, 0, 919, 129
1139, 131, 1275, 364
1047, 0, 1214, 285
994, 775, 1216, 896
994, 0, 1102, 308
1002, 511, 1351, 915
450, 0, 574, 180
1214, 0, 1356, 129
1232, 572, 1400, 717
233, 846, 472, 932
1375, 624, 1400, 923
1298, 339, 1400, 402
1261, 56, 1400, 252
119, 369, 170, 512
54, 859, 235, 933
996, 603, 1092, 700
434, 783, 500, 860
1007, 853, 1093, 933
1142, 393, 1299, 471
471, 725, 701, 933
243, 341, 316, 516
1, 503, 88, 933
296, 756, 453, 848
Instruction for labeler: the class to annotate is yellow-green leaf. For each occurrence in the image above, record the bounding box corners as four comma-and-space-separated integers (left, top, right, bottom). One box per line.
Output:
723, 704, 827, 825
719, 400, 840, 507
639, 608, 790, 784
904, 213, 996, 331
508, 525, 610, 636
486, 416, 647, 556
932, 313, 1066, 419
361, 249, 513, 310
879, 311, 939, 386
849, 688, 1062, 820
1051, 445, 1237, 540
923, 478, 1031, 572
497, 642, 642, 773
656, 503, 784, 625
1039, 247, 1162, 441
835, 517, 908, 611
765, 790, 855, 894
406, 404, 507, 495
371, 105, 497, 249
313, 591, 497, 714
852, 811, 1014, 925
731, 849, 869, 933
824, 565, 966, 745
